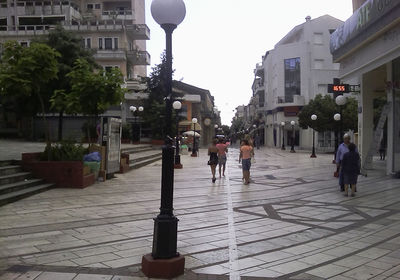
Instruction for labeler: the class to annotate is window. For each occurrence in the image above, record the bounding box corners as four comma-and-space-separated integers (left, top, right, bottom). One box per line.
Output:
314, 59, 324, 69
314, 32, 323, 44
19, 41, 29, 47
104, 38, 112, 50
284, 57, 301, 102
333, 63, 340, 70
317, 84, 327, 95
87, 3, 93, 10
82, 38, 91, 49
104, 66, 113, 73
95, 3, 101, 9
99, 37, 118, 50
258, 92, 265, 107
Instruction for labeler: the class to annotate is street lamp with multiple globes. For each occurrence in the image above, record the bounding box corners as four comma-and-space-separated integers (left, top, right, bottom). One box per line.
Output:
281, 121, 286, 150
129, 106, 144, 143
142, 0, 186, 278
173, 100, 182, 169
310, 114, 317, 158
191, 117, 198, 157
290, 120, 296, 153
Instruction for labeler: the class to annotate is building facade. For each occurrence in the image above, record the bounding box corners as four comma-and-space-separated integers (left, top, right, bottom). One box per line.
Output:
331, 0, 400, 175
250, 15, 344, 150
0, 0, 150, 138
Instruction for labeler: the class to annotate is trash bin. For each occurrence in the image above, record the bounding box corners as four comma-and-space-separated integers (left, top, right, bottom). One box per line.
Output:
84, 161, 101, 180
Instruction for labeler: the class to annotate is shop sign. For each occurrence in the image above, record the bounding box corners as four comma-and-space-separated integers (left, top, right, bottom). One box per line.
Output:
330, 0, 400, 54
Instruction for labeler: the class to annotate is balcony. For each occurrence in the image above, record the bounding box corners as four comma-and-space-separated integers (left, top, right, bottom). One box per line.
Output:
276, 95, 305, 106
126, 24, 150, 40
101, 10, 134, 21
255, 83, 265, 95
254, 62, 264, 77
0, 3, 81, 20
94, 49, 126, 61
0, 24, 52, 36
127, 50, 151, 65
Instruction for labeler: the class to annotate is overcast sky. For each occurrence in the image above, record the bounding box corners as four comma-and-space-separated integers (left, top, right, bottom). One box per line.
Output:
144, 0, 354, 125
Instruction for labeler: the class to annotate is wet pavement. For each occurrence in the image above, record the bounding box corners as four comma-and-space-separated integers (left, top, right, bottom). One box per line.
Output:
1, 142, 400, 280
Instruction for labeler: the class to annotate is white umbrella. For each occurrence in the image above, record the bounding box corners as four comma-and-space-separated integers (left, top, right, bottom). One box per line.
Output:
183, 131, 201, 137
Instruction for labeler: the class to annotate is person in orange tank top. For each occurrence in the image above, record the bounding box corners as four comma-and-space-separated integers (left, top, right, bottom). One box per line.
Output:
239, 139, 254, 185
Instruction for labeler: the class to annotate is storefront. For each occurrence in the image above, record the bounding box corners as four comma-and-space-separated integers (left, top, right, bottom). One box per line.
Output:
330, 0, 400, 174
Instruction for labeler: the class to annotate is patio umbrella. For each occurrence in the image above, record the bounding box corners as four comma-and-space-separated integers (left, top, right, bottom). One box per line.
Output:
183, 131, 201, 137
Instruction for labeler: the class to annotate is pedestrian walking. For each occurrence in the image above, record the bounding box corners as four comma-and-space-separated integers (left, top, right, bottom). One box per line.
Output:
336, 134, 357, 192
208, 139, 219, 183
379, 138, 386, 160
342, 143, 360, 197
254, 134, 261, 150
216, 138, 228, 177
239, 139, 254, 185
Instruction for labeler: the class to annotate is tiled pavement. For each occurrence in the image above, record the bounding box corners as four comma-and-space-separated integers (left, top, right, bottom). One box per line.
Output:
1, 142, 400, 279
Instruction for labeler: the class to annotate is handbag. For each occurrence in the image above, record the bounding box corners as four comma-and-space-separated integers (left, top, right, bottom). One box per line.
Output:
251, 157, 256, 164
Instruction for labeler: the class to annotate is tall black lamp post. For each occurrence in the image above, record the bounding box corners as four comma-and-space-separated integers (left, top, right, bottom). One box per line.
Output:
173, 100, 182, 169
142, 0, 186, 278
191, 117, 198, 157
281, 121, 286, 150
310, 114, 317, 158
290, 120, 296, 153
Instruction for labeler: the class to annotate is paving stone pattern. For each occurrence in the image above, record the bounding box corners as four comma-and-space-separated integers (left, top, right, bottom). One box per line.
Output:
1, 143, 400, 279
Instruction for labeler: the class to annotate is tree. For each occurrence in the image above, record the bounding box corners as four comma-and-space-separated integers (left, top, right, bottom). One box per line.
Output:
0, 41, 60, 143
40, 25, 97, 140
142, 52, 182, 140
66, 59, 125, 141
298, 94, 358, 132
230, 117, 245, 134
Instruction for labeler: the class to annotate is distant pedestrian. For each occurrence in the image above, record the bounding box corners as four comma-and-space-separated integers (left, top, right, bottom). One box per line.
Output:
239, 139, 254, 185
255, 134, 261, 150
208, 139, 219, 183
216, 138, 228, 177
379, 138, 386, 160
342, 143, 360, 197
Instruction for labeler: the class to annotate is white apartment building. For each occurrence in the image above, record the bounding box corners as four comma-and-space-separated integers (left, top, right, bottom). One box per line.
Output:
252, 15, 343, 150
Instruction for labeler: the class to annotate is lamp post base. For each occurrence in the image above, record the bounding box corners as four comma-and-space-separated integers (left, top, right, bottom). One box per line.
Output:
281, 146, 285, 150
141, 253, 185, 278
310, 154, 317, 158
190, 152, 197, 157
174, 155, 183, 169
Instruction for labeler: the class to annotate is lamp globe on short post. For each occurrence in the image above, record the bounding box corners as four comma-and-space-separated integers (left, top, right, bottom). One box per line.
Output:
173, 100, 182, 169
191, 118, 198, 157
281, 121, 286, 150
214, 124, 218, 138
310, 114, 317, 158
290, 120, 296, 153
142, 0, 186, 278
333, 112, 341, 163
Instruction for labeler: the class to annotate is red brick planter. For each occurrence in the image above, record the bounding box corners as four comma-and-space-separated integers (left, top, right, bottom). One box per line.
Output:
151, 139, 164, 146
22, 153, 95, 188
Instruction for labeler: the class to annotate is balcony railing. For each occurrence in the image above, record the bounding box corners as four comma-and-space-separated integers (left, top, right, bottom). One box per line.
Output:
126, 24, 150, 40
254, 62, 264, 77
101, 10, 134, 21
127, 50, 151, 65
94, 48, 126, 60
276, 95, 305, 105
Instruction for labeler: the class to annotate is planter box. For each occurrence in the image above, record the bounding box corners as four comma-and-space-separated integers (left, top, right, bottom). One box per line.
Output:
22, 153, 95, 188
151, 139, 164, 146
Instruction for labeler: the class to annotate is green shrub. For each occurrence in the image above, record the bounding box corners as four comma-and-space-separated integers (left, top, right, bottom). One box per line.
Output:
40, 141, 88, 161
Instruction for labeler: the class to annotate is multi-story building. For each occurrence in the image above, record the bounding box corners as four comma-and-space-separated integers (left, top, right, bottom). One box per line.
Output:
251, 15, 343, 150
330, 0, 400, 175
0, 0, 150, 139
0, 0, 149, 78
